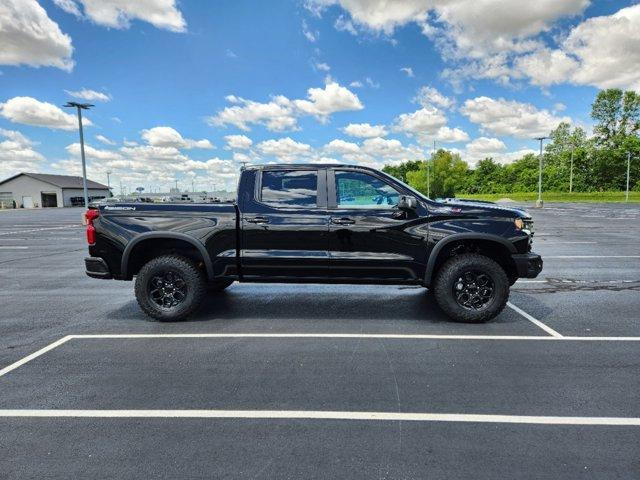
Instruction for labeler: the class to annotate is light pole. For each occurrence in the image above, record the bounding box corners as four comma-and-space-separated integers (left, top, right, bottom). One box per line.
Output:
569, 150, 574, 194
626, 151, 632, 203
106, 170, 112, 197
534, 136, 549, 208
64, 102, 93, 208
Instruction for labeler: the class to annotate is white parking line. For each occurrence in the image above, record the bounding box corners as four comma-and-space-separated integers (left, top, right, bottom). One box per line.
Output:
507, 302, 563, 337
545, 255, 640, 259
0, 336, 72, 378
3, 333, 640, 380
0, 246, 28, 249
0, 226, 81, 236
0, 409, 637, 425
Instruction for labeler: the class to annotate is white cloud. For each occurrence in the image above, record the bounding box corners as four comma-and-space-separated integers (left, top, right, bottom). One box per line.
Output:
0, 0, 74, 71
302, 19, 318, 42
54, 0, 187, 32
365, 77, 380, 88
515, 4, 640, 91
342, 123, 388, 138
434, 126, 469, 143
0, 96, 92, 130
400, 67, 414, 77
464, 137, 506, 157
456, 137, 536, 166
313, 61, 331, 72
393, 105, 447, 137
414, 86, 455, 109
209, 95, 297, 132
95, 134, 115, 145
349, 80, 363, 88
308, 0, 597, 90
141, 126, 213, 149
209, 80, 362, 131
460, 96, 570, 138
335, 14, 358, 35
429, 0, 588, 58
65, 88, 111, 102
256, 137, 313, 162
0, 129, 45, 179
324, 139, 360, 155
65, 142, 124, 161
224, 134, 253, 150
294, 80, 364, 120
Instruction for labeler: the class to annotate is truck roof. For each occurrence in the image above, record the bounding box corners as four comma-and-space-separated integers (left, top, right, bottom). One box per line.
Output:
243, 163, 378, 171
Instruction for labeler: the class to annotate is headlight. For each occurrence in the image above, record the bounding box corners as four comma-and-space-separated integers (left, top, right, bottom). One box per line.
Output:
515, 218, 534, 234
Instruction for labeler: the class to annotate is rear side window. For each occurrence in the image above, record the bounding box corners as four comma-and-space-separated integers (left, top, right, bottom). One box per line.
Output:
261, 170, 318, 208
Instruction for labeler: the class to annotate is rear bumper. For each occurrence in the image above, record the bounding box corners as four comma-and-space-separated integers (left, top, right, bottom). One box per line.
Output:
85, 257, 112, 279
511, 252, 543, 278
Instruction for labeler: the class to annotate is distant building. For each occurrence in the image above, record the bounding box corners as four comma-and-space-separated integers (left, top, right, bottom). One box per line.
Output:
0, 172, 111, 208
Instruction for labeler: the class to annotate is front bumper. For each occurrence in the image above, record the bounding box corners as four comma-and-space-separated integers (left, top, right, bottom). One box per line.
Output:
511, 252, 543, 278
85, 257, 112, 279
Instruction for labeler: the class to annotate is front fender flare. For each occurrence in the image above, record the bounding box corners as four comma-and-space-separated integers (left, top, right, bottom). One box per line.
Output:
423, 233, 516, 287
121, 232, 214, 280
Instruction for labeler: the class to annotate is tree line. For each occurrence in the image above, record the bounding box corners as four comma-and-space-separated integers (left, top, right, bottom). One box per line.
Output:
383, 89, 640, 198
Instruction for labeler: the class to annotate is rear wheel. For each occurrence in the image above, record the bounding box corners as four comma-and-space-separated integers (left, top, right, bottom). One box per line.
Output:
134, 255, 205, 321
433, 253, 509, 323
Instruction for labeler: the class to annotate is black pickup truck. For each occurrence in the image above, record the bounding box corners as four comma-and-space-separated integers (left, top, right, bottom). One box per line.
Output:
85, 164, 542, 322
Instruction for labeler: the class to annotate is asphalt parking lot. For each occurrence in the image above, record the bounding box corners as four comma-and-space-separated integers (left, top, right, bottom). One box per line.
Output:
1, 203, 639, 479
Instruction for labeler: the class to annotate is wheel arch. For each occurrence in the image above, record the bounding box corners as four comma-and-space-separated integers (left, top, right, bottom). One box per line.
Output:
121, 232, 214, 280
424, 233, 516, 287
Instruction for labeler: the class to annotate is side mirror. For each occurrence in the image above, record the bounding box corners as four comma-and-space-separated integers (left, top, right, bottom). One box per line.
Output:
397, 195, 418, 211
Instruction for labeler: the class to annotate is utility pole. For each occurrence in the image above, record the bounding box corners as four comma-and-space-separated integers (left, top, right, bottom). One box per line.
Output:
569, 150, 574, 193
106, 170, 112, 194
626, 151, 632, 203
534, 136, 548, 208
64, 102, 93, 208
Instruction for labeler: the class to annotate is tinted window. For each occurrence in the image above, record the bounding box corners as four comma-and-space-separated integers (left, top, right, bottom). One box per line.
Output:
335, 171, 399, 208
261, 170, 318, 208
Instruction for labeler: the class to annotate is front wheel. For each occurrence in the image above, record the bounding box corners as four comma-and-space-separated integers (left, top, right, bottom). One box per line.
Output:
134, 255, 205, 321
433, 253, 509, 323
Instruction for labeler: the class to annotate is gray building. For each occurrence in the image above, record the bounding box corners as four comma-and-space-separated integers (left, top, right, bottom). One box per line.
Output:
0, 173, 111, 208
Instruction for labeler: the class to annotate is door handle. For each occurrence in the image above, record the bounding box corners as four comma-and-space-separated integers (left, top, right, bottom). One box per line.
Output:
246, 216, 269, 224
331, 217, 355, 225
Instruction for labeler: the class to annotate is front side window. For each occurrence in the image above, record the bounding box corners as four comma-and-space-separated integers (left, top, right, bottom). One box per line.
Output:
261, 170, 318, 208
335, 171, 399, 208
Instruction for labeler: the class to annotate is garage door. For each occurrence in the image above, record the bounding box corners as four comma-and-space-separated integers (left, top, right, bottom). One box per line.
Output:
0, 192, 13, 208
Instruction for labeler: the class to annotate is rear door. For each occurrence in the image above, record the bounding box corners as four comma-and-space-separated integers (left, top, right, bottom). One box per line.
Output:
240, 167, 330, 280
327, 168, 427, 282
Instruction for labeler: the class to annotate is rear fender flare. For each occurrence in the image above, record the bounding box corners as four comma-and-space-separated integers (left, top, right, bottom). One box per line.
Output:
424, 233, 516, 287
121, 232, 214, 280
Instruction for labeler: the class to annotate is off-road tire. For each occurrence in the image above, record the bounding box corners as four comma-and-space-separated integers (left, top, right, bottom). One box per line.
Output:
134, 255, 205, 321
207, 279, 234, 292
433, 253, 509, 323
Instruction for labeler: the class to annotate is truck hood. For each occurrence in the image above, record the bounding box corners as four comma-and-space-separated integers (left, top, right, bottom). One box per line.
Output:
429, 200, 531, 220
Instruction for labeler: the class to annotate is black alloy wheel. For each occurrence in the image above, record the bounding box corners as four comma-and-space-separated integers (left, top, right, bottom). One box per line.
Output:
452, 270, 495, 310
433, 253, 509, 323
135, 255, 205, 321
149, 270, 188, 309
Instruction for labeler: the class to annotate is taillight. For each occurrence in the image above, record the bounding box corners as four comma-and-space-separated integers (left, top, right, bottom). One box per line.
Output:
85, 209, 99, 245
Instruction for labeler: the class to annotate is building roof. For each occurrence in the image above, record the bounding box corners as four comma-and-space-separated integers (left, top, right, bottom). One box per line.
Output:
0, 172, 110, 190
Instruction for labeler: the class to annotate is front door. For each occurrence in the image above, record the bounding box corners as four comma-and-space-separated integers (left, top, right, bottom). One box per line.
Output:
240, 168, 330, 280
327, 169, 427, 282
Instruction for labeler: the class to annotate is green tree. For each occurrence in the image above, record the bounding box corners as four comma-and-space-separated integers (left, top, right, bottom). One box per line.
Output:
382, 160, 422, 182
591, 89, 640, 148
406, 150, 468, 198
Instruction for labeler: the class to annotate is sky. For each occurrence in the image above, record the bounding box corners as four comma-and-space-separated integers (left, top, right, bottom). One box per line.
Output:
1, 0, 639, 193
